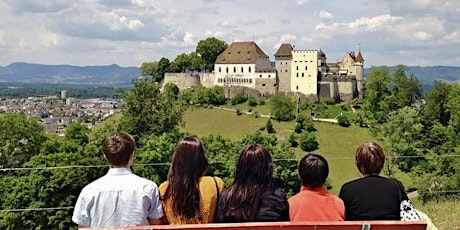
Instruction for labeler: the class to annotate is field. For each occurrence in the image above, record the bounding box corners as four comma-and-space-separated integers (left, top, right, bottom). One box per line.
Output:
181, 106, 459, 230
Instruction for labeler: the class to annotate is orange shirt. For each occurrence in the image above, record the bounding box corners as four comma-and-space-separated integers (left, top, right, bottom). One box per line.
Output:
288, 185, 345, 221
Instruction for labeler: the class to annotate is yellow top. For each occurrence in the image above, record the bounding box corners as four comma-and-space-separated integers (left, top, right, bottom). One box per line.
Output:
159, 176, 224, 225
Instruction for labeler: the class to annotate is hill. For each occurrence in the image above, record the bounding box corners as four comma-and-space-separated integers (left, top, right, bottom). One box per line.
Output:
0, 62, 140, 87
0, 62, 459, 90
364, 65, 460, 91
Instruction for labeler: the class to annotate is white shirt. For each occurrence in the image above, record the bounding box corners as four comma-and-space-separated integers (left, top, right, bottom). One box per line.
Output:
72, 168, 163, 228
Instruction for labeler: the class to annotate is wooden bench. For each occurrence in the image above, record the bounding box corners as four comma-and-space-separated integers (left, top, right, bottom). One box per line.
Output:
118, 221, 427, 230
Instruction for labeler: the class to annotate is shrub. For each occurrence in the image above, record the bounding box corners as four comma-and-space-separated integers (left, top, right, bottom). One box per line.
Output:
323, 97, 336, 105
266, 119, 275, 134
337, 114, 351, 127
236, 109, 242, 115
299, 131, 319, 152
247, 96, 258, 107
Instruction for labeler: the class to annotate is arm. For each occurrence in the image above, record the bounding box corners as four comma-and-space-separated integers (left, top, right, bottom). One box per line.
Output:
148, 218, 163, 225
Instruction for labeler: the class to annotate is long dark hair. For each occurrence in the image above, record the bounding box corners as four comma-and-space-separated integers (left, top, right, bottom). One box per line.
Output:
163, 136, 209, 220
222, 143, 274, 221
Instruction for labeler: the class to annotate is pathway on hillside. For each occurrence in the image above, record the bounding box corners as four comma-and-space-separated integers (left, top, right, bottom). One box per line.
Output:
213, 106, 338, 123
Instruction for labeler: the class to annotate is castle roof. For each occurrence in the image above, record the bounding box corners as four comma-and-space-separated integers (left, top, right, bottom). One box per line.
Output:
318, 49, 326, 58
274, 43, 293, 57
355, 51, 364, 62
215, 41, 269, 64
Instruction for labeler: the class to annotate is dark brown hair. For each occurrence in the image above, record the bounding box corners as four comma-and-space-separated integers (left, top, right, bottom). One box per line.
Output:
299, 153, 329, 188
355, 142, 385, 176
221, 144, 274, 222
102, 132, 135, 167
163, 136, 209, 220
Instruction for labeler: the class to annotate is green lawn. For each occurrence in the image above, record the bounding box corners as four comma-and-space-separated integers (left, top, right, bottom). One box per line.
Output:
181, 106, 374, 194
412, 199, 460, 230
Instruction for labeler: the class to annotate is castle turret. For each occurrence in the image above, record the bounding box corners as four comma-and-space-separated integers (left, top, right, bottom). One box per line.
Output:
274, 44, 293, 93
353, 51, 364, 98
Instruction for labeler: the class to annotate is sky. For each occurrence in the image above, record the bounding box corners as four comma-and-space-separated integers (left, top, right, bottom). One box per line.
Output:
0, 0, 459, 68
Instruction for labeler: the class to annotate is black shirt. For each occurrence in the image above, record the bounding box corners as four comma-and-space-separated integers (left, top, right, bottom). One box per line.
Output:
339, 175, 408, 220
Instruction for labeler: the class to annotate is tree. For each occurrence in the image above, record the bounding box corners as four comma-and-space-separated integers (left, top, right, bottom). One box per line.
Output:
163, 83, 180, 100
0, 132, 105, 229
382, 107, 424, 172
230, 91, 247, 105
119, 77, 187, 143
298, 131, 319, 152
391, 65, 422, 108
140, 57, 171, 82
65, 121, 89, 145
0, 112, 46, 167
196, 37, 228, 71
363, 66, 392, 123
270, 94, 295, 121
266, 119, 275, 133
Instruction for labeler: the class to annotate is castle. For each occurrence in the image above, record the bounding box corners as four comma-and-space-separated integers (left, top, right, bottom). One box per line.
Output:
163, 41, 364, 101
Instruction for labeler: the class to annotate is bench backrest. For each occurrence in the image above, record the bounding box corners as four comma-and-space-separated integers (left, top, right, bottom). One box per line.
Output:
123, 221, 427, 230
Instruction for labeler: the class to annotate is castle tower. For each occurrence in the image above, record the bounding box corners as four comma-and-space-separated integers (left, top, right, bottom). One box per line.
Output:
353, 51, 364, 98
317, 49, 327, 75
274, 44, 293, 93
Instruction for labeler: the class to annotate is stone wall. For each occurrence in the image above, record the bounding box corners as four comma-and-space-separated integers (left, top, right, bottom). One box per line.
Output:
254, 78, 277, 96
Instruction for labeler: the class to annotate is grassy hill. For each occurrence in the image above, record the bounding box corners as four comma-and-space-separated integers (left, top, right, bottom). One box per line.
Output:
182, 106, 375, 194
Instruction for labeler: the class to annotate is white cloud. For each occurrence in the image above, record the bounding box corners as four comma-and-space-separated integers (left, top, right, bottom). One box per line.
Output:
294, 0, 308, 5
317, 10, 334, 20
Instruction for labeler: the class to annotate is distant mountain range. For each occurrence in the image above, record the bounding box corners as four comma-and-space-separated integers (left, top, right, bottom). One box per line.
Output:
1, 62, 459, 91
0, 62, 140, 87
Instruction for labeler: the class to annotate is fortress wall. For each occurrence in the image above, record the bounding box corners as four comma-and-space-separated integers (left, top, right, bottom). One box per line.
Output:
200, 73, 216, 88
254, 78, 277, 96
337, 78, 356, 102
163, 73, 201, 90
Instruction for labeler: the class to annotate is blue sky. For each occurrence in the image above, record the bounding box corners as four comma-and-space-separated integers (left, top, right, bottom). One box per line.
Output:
1, 0, 459, 67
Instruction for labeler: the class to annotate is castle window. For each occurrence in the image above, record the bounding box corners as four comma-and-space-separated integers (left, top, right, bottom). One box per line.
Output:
296, 86, 299, 90
285, 62, 287, 65
241, 67, 244, 73
305, 66, 308, 70
226, 67, 228, 73
234, 67, 236, 73
268, 75, 270, 78
296, 66, 299, 70
249, 67, 251, 73
260, 75, 262, 78
285, 69, 288, 72
250, 79, 252, 83
274, 84, 277, 87
262, 84, 266, 87
296, 73, 299, 77
219, 67, 221, 73
302, 73, 304, 77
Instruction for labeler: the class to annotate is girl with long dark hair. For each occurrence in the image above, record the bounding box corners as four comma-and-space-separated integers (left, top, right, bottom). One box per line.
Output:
219, 143, 289, 222
159, 136, 224, 224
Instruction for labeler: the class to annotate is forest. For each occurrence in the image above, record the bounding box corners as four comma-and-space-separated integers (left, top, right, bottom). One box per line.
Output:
0, 62, 459, 229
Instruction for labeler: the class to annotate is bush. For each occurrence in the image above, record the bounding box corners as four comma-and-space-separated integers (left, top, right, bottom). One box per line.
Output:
323, 97, 336, 105
258, 98, 266, 105
247, 96, 258, 107
231, 91, 247, 105
337, 114, 351, 127
288, 133, 298, 147
266, 119, 275, 134
299, 131, 319, 152
236, 109, 242, 116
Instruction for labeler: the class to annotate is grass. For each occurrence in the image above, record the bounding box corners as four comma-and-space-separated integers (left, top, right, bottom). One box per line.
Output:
412, 198, 460, 230
181, 106, 375, 194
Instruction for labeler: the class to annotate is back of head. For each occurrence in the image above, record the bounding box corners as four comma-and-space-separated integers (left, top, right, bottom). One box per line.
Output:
234, 143, 274, 186
166, 136, 209, 220
222, 143, 274, 221
103, 132, 135, 167
299, 153, 329, 188
355, 142, 385, 176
